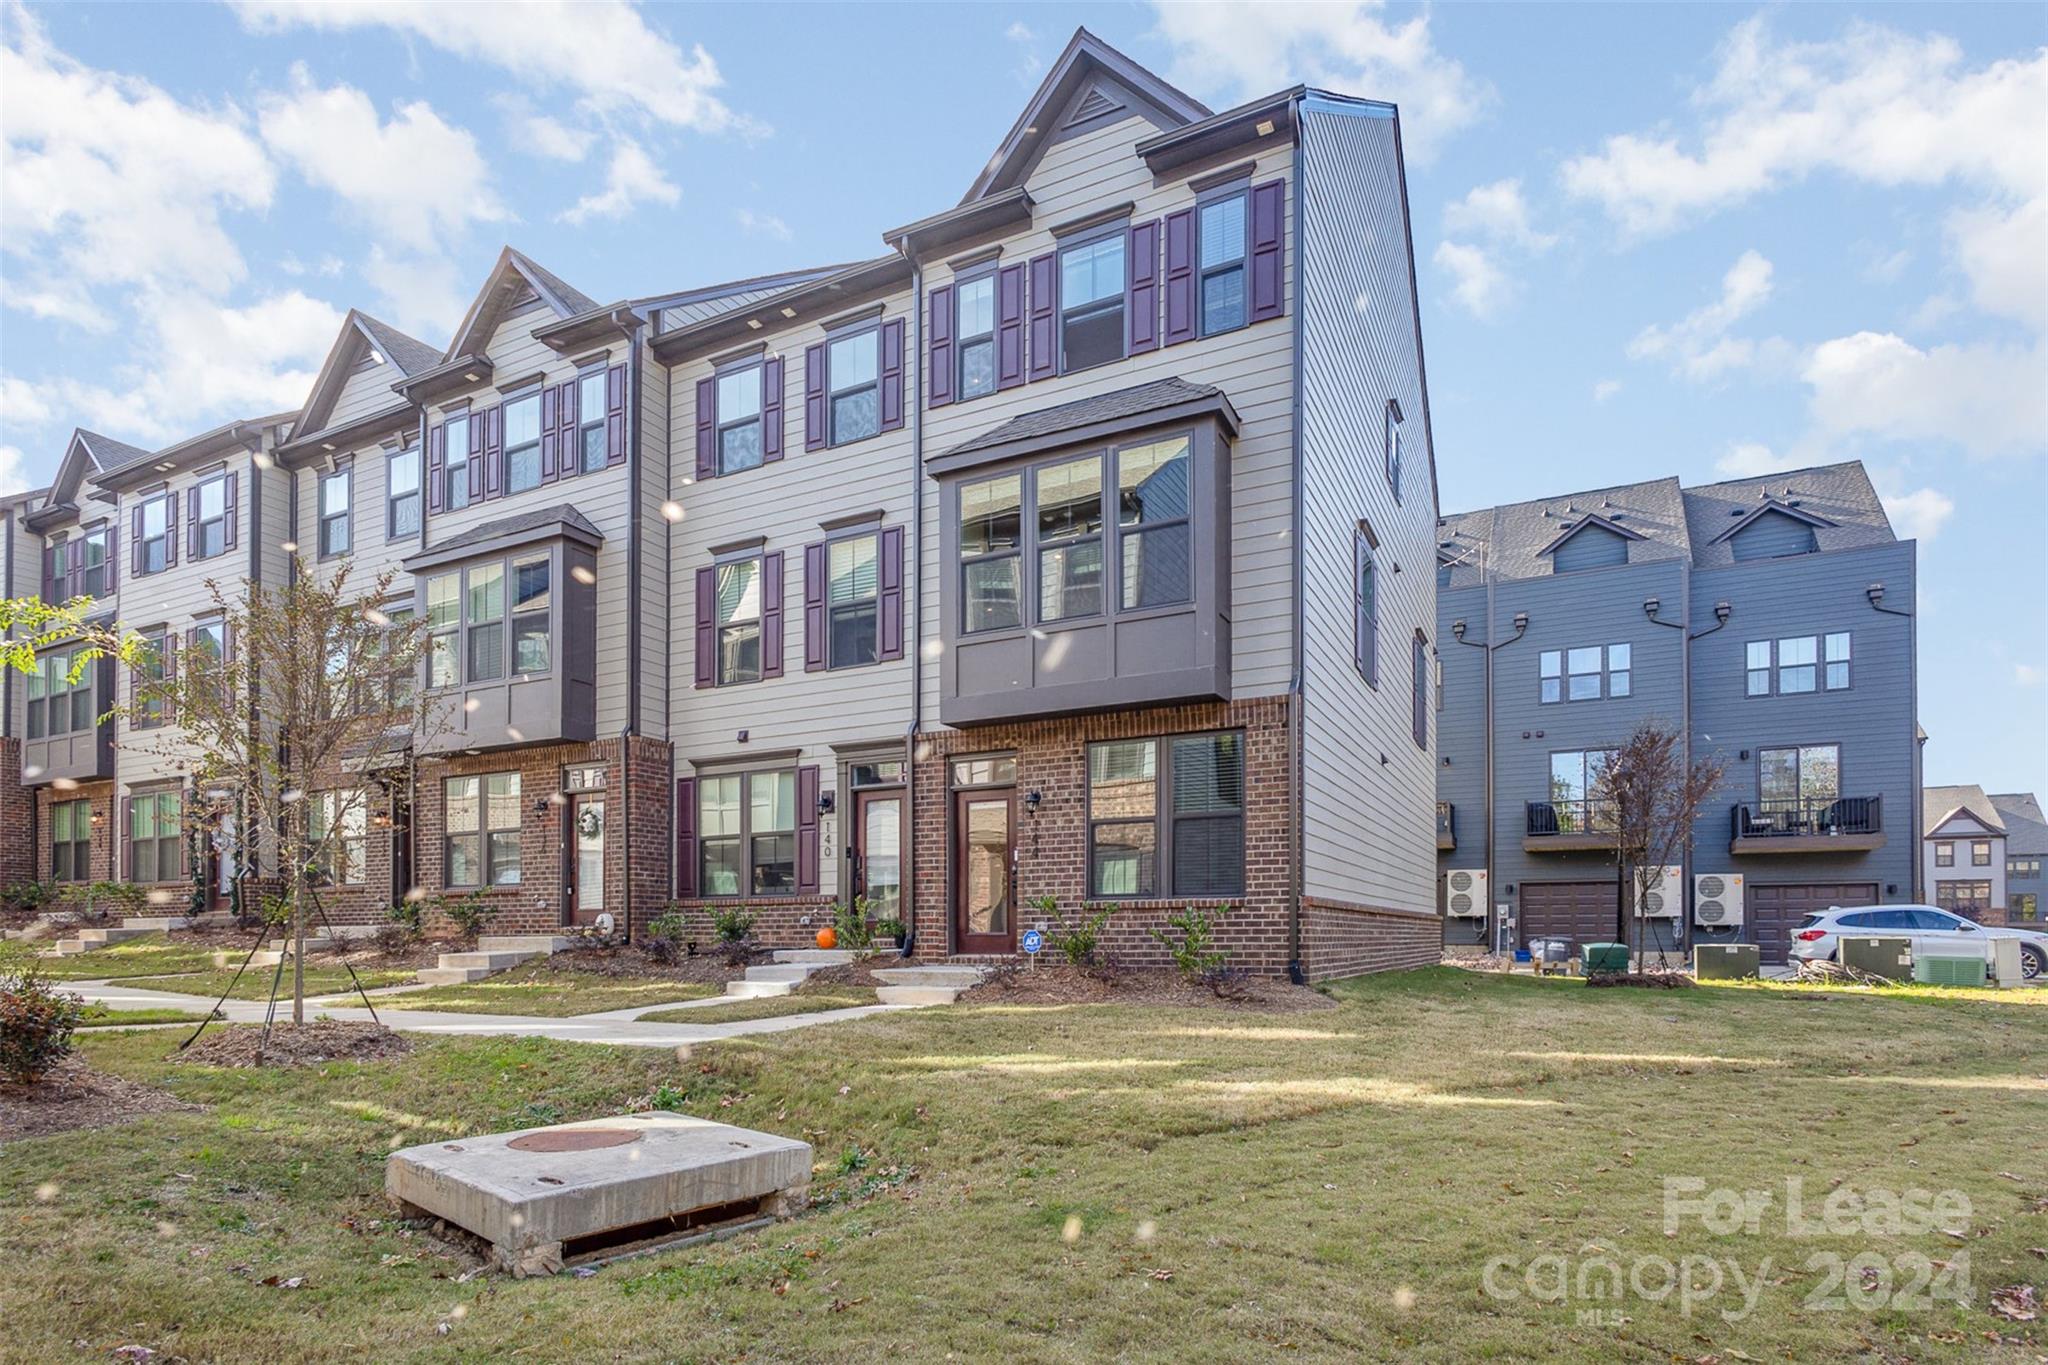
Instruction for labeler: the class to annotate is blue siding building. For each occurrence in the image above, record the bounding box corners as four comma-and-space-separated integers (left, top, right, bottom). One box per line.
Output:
1436, 461, 1919, 964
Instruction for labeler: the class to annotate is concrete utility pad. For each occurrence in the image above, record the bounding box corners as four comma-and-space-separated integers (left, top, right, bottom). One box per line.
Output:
386, 1111, 812, 1276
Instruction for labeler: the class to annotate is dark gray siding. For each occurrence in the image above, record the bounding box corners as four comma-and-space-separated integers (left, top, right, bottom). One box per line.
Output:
1551, 525, 1629, 573
1728, 510, 1819, 562
1436, 581, 1489, 942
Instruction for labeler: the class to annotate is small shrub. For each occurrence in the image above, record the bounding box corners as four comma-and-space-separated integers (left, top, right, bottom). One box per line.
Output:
2, 880, 55, 917
441, 889, 495, 945
711, 905, 755, 944
371, 900, 425, 958
1149, 903, 1229, 980
873, 916, 905, 943
643, 908, 691, 966
1034, 895, 1115, 967
0, 969, 86, 1084
833, 898, 875, 952
57, 880, 146, 925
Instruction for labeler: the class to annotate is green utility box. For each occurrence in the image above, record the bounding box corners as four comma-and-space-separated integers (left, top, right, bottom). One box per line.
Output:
1839, 935, 1913, 980
1694, 943, 1761, 980
1581, 942, 1630, 975
1912, 955, 1987, 987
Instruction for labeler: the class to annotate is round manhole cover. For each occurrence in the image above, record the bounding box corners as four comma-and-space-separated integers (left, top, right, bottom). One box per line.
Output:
506, 1128, 643, 1153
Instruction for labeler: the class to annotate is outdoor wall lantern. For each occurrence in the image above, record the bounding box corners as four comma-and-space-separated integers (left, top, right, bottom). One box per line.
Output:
817, 791, 835, 815
1024, 791, 1042, 814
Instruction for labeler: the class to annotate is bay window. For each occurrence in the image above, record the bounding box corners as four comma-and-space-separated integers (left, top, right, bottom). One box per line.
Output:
465, 562, 504, 682
511, 555, 550, 674
27, 648, 94, 740
504, 391, 542, 493
1036, 455, 1104, 622
699, 770, 796, 897
445, 772, 520, 887
955, 273, 996, 400
1087, 732, 1244, 899
715, 365, 764, 475
960, 474, 1022, 633
425, 574, 459, 687
1118, 437, 1191, 610
828, 328, 880, 445
1059, 232, 1125, 372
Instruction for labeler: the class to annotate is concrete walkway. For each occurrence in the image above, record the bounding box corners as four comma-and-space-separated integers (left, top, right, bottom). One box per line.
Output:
67, 979, 918, 1049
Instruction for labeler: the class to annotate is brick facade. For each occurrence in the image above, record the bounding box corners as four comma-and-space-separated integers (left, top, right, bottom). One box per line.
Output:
30, 777, 114, 887
0, 739, 32, 889
663, 895, 839, 951
1298, 898, 1442, 980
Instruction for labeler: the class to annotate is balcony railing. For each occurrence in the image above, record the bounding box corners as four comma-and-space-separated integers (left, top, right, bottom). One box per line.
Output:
1731, 796, 1883, 842
1526, 799, 1616, 837
1436, 801, 1455, 850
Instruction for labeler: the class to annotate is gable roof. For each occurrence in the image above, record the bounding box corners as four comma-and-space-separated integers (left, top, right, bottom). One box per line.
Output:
444, 246, 605, 361
960, 27, 1209, 206
1537, 510, 1646, 559
24, 429, 143, 529
1709, 497, 1839, 545
1923, 784, 2006, 839
1989, 793, 2048, 857
1681, 462, 1894, 569
290, 310, 441, 442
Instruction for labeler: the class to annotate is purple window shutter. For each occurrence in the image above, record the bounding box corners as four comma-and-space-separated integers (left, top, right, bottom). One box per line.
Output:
178, 786, 192, 878
674, 777, 698, 897
927, 284, 954, 408
1027, 251, 1058, 381
539, 384, 559, 483
1250, 178, 1286, 323
160, 634, 177, 724
996, 262, 1026, 390
164, 494, 178, 568
105, 524, 118, 591
40, 544, 54, 603
694, 377, 716, 480
120, 796, 133, 880
795, 765, 820, 895
426, 424, 446, 515
761, 550, 785, 679
802, 541, 828, 672
879, 318, 905, 432
186, 487, 200, 559
557, 380, 580, 482
223, 471, 239, 551
130, 505, 144, 576
605, 362, 627, 466
467, 409, 486, 502
803, 344, 827, 452
1127, 218, 1161, 354
1163, 207, 1197, 345
761, 358, 784, 464
693, 566, 716, 688
483, 405, 505, 500
878, 525, 905, 662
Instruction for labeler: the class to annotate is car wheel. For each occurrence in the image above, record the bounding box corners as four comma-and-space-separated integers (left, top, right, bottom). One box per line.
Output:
2022, 944, 2046, 982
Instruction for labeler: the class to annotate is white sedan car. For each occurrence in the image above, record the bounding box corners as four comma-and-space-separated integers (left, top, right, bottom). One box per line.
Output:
1790, 904, 2047, 979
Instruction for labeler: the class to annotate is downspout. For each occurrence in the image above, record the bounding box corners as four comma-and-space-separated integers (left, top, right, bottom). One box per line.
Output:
1644, 585, 1689, 962
901, 243, 925, 961
622, 314, 645, 942
1866, 581, 1915, 902
1285, 92, 1308, 985
1453, 573, 1526, 955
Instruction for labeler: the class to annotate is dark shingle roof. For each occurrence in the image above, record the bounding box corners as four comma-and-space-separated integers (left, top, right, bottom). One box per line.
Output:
74, 430, 151, 471
356, 314, 443, 377
405, 503, 603, 568
1924, 784, 2006, 837
1680, 462, 1895, 569
1989, 793, 2047, 857
510, 250, 600, 317
939, 377, 1232, 464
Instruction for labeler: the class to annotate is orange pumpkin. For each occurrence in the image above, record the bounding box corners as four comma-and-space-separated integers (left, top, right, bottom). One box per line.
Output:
816, 925, 838, 950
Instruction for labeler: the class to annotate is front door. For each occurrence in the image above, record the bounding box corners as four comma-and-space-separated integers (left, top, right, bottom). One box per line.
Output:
951, 787, 1015, 954
565, 795, 607, 927
852, 790, 905, 926
209, 812, 237, 912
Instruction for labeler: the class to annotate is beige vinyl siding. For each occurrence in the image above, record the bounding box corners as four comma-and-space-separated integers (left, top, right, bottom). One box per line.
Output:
636, 340, 670, 741
292, 437, 416, 596
915, 116, 1299, 725
254, 451, 295, 593
1295, 105, 1437, 916
3, 502, 47, 736
421, 310, 637, 734
665, 290, 921, 901
326, 357, 406, 431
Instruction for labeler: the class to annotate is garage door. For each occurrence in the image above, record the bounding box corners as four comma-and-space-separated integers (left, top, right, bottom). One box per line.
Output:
1519, 882, 1620, 953
1749, 882, 1879, 964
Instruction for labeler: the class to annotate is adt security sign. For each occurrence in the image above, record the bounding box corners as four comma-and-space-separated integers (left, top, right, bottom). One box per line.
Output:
1021, 929, 1043, 955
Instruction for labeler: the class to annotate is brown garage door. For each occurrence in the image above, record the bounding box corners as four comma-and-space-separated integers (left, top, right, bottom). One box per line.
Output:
1749, 883, 1879, 964
1519, 882, 1620, 953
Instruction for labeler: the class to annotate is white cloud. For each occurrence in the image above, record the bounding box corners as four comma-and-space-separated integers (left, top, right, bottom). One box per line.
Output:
2017, 663, 2044, 688
1877, 483, 1956, 541
559, 139, 680, 225
493, 94, 595, 162
1593, 379, 1622, 403
232, 1, 762, 137
1804, 331, 2046, 458
1, 6, 274, 319
0, 375, 54, 427
1629, 250, 1789, 380
1005, 20, 1042, 85
1947, 195, 2046, 330
1562, 17, 2047, 236
1433, 240, 1511, 319
258, 67, 504, 253
1712, 441, 1794, 479
1443, 179, 1555, 251
361, 247, 465, 341
735, 209, 792, 243
0, 444, 27, 497
1858, 245, 1913, 284
1150, 1, 1491, 161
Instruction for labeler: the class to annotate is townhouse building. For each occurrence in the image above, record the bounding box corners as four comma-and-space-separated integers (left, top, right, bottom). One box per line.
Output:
1990, 792, 2046, 925
1436, 462, 1920, 965
3, 29, 1444, 980
1921, 786, 2047, 924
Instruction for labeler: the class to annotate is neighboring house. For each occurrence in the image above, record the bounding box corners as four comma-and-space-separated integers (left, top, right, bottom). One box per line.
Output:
1921, 784, 2009, 922
1437, 462, 1920, 965
1989, 792, 2045, 925
1, 29, 1443, 980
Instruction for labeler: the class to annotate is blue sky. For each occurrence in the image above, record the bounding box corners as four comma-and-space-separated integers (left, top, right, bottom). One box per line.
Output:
2, 2, 2043, 794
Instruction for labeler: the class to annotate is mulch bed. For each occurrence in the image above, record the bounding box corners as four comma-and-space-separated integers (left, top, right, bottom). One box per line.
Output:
961, 962, 1335, 1012
1585, 971, 1696, 989
0, 1057, 200, 1143
175, 1021, 411, 1069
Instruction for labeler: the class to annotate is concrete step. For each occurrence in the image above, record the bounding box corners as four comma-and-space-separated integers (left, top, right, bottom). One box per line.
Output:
744, 964, 812, 984
414, 966, 494, 986
75, 926, 153, 946
438, 950, 538, 972
875, 985, 969, 1006
211, 939, 336, 969
770, 949, 857, 966
872, 965, 986, 989
723, 979, 795, 999
121, 916, 192, 932
478, 935, 575, 955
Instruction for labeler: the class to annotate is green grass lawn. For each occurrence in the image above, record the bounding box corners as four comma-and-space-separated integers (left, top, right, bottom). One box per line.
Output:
0, 932, 223, 981
374, 962, 722, 1016
121, 967, 419, 1002
639, 986, 879, 1025
3, 968, 2043, 1362
75, 1004, 214, 1029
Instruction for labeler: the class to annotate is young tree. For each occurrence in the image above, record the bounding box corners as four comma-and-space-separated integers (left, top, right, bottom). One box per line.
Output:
1591, 718, 1726, 966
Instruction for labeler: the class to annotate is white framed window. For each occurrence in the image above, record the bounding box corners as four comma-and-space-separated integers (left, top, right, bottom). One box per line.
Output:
504, 392, 542, 493
387, 446, 421, 539
715, 365, 764, 475
578, 370, 608, 473
1059, 231, 1125, 372
827, 329, 880, 445
1824, 632, 1851, 690
318, 469, 351, 557
195, 473, 229, 559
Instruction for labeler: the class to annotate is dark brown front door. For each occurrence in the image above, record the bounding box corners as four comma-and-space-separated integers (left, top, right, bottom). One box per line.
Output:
1750, 882, 1879, 964
852, 790, 905, 926
1519, 881, 1621, 954
565, 795, 607, 927
951, 787, 1015, 954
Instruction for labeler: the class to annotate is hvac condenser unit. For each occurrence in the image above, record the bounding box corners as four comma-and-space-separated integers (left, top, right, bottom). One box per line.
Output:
1443, 869, 1488, 918
1633, 865, 1685, 918
1693, 873, 1744, 928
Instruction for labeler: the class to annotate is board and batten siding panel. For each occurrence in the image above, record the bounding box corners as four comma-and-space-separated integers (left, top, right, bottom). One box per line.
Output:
664, 290, 921, 899
1688, 539, 1918, 899
326, 358, 406, 431
915, 117, 1298, 724
1295, 101, 1437, 916
424, 318, 637, 735
637, 340, 670, 741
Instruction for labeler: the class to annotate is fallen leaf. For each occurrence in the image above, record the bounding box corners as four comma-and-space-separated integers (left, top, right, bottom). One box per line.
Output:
1989, 1284, 2037, 1322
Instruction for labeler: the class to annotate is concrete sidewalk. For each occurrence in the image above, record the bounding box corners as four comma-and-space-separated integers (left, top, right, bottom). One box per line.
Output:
69, 979, 916, 1049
